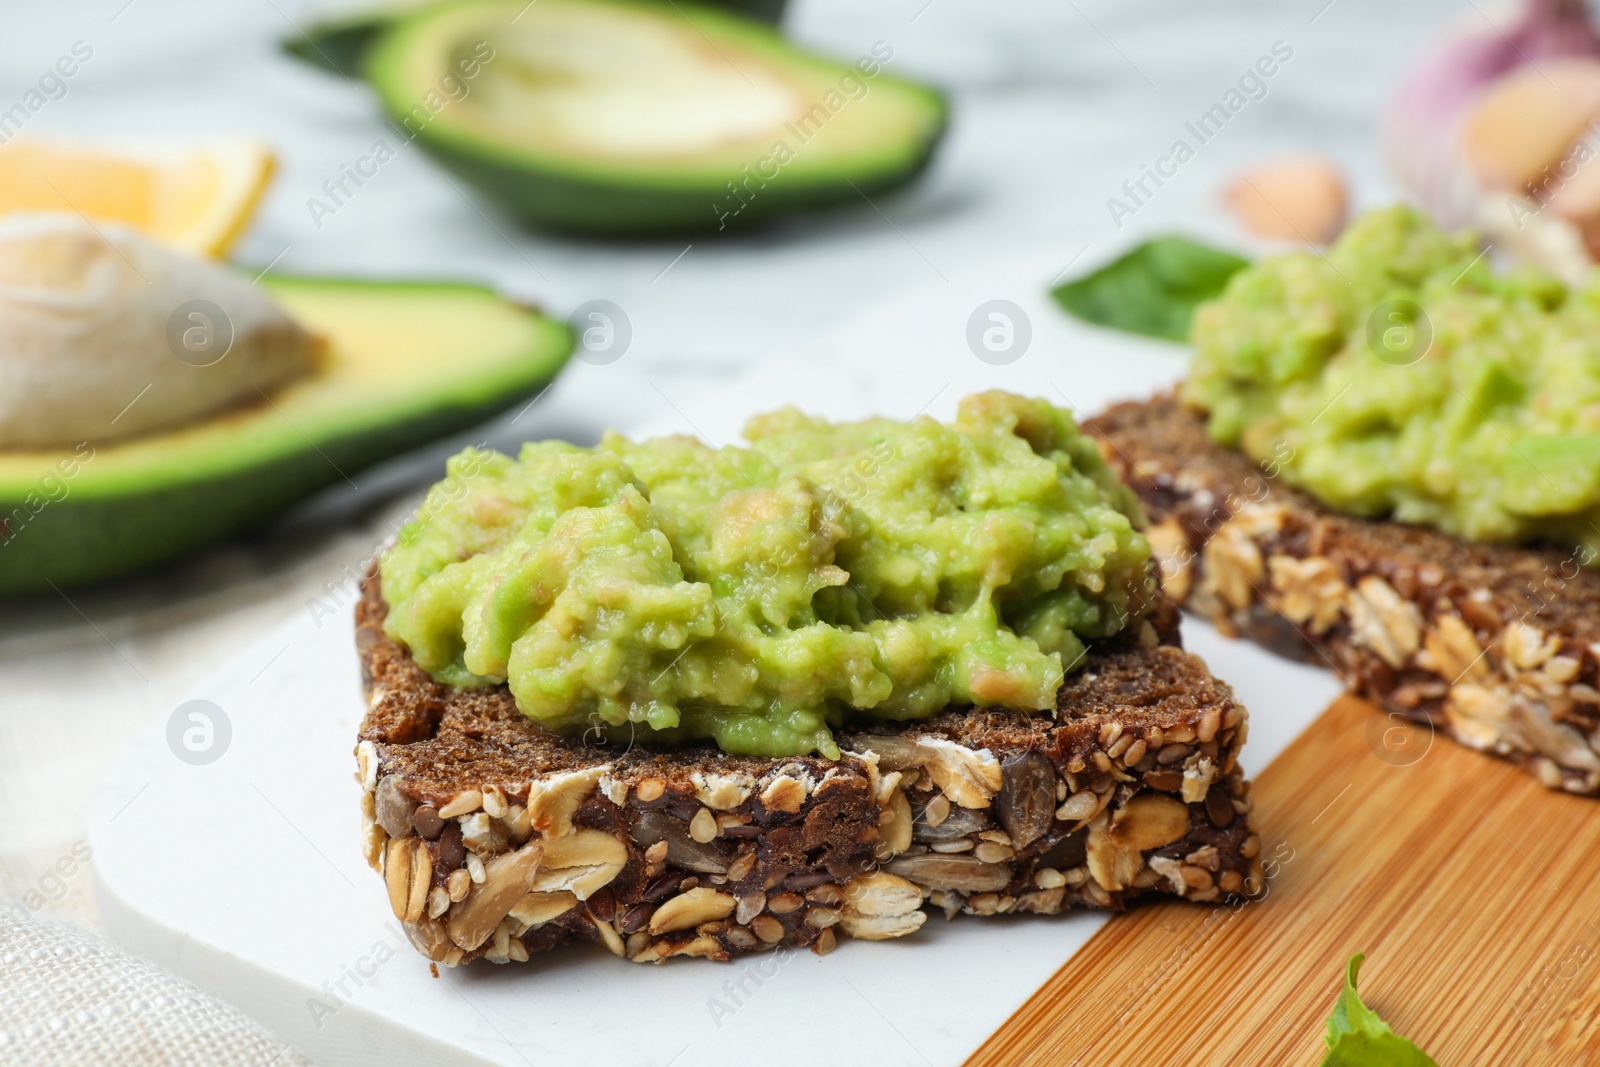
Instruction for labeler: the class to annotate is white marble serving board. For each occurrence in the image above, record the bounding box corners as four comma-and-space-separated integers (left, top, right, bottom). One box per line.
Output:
91, 261, 1344, 1067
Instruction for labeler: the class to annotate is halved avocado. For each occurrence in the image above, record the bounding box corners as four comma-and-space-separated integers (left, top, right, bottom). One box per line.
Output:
0, 277, 571, 595
365, 0, 948, 234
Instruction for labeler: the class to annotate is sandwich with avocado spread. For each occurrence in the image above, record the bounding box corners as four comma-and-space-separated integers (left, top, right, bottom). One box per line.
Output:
1087, 206, 1600, 795
355, 392, 1263, 967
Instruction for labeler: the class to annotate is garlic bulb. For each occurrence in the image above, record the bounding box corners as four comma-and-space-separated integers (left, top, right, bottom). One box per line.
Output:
1386, 0, 1600, 281
1387, 0, 1600, 222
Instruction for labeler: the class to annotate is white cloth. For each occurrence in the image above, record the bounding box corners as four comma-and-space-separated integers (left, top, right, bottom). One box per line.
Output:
0, 910, 310, 1066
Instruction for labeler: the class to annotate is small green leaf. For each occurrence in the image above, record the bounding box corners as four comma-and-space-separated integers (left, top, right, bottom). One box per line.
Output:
1050, 236, 1250, 342
1322, 954, 1438, 1067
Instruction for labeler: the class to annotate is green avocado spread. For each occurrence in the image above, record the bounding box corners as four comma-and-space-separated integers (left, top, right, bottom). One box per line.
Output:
1188, 205, 1600, 561
380, 392, 1153, 758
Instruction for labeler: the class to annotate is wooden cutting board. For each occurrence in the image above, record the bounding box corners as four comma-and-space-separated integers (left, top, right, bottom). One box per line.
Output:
968, 694, 1600, 1066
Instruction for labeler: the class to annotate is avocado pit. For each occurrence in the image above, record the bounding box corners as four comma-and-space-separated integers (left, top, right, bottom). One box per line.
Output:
0, 213, 317, 450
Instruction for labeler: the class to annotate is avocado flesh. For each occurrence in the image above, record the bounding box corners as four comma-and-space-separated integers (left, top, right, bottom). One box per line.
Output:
366, 0, 947, 234
0, 276, 572, 595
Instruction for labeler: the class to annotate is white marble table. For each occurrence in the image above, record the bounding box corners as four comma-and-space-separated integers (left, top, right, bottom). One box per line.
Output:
0, 0, 1457, 1060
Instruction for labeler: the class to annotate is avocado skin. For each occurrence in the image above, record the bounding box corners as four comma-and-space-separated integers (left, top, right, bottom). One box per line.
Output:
285, 17, 385, 78
0, 399, 522, 596
405, 123, 948, 236
716, 0, 786, 23
0, 277, 573, 597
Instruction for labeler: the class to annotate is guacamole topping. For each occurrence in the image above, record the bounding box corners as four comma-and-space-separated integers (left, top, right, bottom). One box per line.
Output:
1188, 205, 1600, 561
380, 392, 1153, 758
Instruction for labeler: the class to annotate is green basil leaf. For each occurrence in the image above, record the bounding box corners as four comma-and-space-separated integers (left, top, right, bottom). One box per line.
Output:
1050, 236, 1249, 342
1322, 954, 1438, 1067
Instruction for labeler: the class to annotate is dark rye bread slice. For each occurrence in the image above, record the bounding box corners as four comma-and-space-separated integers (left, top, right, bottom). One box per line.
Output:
355, 576, 1262, 967
1085, 393, 1600, 795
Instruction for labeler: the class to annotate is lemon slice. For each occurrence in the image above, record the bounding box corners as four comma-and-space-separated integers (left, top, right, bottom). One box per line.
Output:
0, 138, 274, 257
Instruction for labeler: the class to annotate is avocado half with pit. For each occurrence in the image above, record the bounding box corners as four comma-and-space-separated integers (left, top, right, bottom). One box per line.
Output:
0, 277, 571, 595
364, 0, 949, 234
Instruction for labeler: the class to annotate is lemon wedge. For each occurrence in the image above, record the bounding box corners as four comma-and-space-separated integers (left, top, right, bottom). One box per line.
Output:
0, 138, 274, 257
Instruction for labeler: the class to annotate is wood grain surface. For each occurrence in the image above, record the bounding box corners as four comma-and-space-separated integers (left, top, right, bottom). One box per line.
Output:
968, 694, 1600, 1066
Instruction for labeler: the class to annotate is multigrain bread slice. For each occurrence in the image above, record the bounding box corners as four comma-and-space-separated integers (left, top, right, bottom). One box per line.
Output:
355, 576, 1262, 967
1085, 393, 1600, 795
